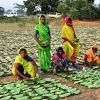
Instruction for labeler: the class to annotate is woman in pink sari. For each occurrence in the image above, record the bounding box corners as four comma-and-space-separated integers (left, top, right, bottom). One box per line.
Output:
52, 47, 77, 74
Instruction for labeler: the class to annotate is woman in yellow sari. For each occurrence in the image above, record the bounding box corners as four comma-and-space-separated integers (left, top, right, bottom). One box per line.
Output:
12, 48, 39, 80
61, 16, 80, 65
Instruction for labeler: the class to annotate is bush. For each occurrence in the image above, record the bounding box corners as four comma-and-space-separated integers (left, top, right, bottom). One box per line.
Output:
0, 16, 19, 23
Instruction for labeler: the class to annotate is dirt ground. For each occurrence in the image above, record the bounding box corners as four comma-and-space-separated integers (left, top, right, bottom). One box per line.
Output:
0, 20, 100, 31
0, 23, 33, 31
0, 20, 100, 100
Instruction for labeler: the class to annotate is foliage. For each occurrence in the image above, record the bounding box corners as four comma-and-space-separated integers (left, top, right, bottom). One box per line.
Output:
13, 3, 25, 15
0, 7, 4, 16
0, 78, 80, 99
96, 4, 100, 18
23, 0, 100, 20
0, 16, 19, 23
58, 67, 100, 88
0, 16, 33, 23
24, 0, 59, 15
57, 0, 99, 20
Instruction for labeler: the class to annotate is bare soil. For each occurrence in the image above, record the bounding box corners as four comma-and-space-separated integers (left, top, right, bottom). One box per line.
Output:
0, 20, 100, 31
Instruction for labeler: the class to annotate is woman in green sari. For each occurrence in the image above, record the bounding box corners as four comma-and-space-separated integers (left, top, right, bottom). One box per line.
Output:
34, 15, 51, 74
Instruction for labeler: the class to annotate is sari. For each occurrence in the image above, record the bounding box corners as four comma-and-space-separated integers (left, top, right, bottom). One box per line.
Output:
12, 49, 35, 78
61, 16, 80, 61
85, 49, 96, 63
95, 56, 100, 64
34, 18, 51, 70
85, 45, 98, 63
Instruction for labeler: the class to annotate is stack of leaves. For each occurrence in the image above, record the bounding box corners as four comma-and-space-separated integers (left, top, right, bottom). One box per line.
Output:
0, 78, 80, 100
57, 67, 100, 88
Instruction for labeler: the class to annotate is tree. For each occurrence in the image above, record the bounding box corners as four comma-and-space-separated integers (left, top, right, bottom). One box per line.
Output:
58, 0, 99, 20
0, 7, 4, 16
96, 4, 100, 18
24, 0, 59, 15
87, 0, 94, 3
14, 3, 25, 15
58, 0, 79, 18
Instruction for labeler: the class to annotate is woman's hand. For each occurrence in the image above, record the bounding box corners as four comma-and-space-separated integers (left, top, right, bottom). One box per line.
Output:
24, 77, 30, 80
38, 41, 45, 48
62, 37, 72, 44
41, 44, 49, 48
62, 37, 68, 42
39, 42, 50, 48
35, 73, 40, 78
34, 34, 47, 48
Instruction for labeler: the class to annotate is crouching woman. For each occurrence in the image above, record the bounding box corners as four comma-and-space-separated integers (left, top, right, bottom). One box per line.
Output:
84, 45, 98, 68
12, 48, 39, 80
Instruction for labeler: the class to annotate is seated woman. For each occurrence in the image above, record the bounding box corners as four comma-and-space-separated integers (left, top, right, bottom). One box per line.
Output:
84, 45, 98, 68
52, 47, 77, 74
12, 48, 39, 80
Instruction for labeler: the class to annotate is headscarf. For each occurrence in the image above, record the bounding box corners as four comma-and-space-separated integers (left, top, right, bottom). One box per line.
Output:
12, 48, 35, 78
35, 15, 50, 45
65, 16, 76, 37
35, 16, 48, 36
65, 16, 72, 25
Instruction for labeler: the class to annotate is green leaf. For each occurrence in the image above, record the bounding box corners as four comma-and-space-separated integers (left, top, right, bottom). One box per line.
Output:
49, 95, 58, 100
59, 93, 71, 98
31, 96, 42, 100
0, 96, 11, 100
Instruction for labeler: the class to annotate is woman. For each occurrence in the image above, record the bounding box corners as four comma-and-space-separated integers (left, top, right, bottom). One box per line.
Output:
52, 47, 68, 73
52, 47, 77, 74
34, 15, 51, 74
12, 48, 39, 80
84, 45, 98, 68
61, 16, 80, 65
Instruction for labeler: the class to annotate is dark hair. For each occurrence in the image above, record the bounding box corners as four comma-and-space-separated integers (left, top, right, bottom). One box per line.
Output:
40, 15, 45, 19
68, 18, 72, 24
57, 47, 64, 53
92, 47, 97, 52
19, 48, 27, 54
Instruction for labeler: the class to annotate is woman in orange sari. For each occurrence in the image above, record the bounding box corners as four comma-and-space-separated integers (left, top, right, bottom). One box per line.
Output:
95, 54, 100, 64
61, 16, 80, 65
84, 45, 98, 68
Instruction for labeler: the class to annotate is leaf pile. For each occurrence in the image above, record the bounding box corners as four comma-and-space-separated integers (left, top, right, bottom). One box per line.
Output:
0, 78, 80, 100
58, 67, 100, 88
